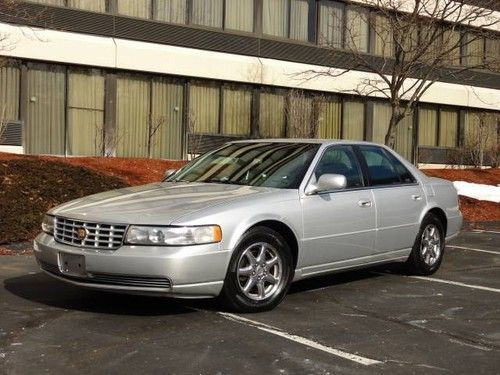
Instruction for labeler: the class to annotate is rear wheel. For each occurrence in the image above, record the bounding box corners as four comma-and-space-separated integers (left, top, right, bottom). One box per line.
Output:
406, 213, 445, 275
219, 227, 293, 313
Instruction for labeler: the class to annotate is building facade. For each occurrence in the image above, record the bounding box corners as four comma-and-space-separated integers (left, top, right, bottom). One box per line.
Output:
0, 0, 498, 164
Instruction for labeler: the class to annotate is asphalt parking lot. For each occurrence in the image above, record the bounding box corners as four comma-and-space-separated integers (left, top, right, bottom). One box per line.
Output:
1, 229, 499, 374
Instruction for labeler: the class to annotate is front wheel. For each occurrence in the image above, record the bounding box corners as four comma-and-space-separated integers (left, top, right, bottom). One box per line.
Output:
406, 213, 445, 275
219, 227, 293, 313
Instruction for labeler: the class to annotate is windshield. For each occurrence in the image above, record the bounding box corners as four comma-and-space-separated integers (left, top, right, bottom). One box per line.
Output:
168, 142, 320, 189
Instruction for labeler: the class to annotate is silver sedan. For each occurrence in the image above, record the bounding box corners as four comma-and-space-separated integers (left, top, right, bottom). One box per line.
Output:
34, 140, 462, 312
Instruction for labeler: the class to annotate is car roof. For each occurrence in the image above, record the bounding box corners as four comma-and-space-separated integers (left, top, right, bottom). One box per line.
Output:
230, 138, 386, 147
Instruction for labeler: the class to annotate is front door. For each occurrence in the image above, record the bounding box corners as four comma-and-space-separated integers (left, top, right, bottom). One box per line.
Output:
301, 145, 376, 272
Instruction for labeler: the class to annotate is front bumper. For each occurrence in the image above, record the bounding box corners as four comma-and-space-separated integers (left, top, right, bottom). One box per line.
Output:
33, 233, 232, 298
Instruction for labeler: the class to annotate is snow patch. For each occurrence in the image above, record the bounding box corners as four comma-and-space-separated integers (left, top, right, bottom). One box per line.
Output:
453, 181, 500, 203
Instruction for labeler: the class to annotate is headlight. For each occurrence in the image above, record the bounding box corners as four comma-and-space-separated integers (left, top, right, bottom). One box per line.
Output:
42, 215, 55, 235
125, 225, 222, 246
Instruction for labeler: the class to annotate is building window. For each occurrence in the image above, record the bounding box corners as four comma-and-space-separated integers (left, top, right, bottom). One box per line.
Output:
438, 109, 458, 147
342, 99, 365, 141
345, 6, 369, 53
485, 37, 500, 69
463, 32, 485, 67
117, 0, 151, 19
225, 0, 254, 32
154, 0, 187, 24
418, 107, 438, 146
28, 0, 65, 5
191, 0, 223, 28
67, 0, 106, 12
222, 86, 252, 135
66, 69, 105, 156
287, 91, 313, 138
373, 14, 394, 57
443, 28, 461, 66
116, 74, 151, 157
259, 92, 286, 138
0, 65, 20, 123
317, 96, 341, 139
263, 0, 311, 42
189, 83, 220, 134
318, 0, 344, 48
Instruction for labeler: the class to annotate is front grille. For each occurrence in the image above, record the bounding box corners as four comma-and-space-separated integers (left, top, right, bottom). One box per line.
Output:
54, 217, 127, 250
38, 260, 172, 290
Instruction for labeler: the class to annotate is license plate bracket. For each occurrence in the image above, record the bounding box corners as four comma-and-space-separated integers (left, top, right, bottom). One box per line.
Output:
58, 252, 86, 277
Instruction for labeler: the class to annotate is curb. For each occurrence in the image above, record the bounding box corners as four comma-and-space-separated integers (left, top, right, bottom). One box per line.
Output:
462, 221, 500, 231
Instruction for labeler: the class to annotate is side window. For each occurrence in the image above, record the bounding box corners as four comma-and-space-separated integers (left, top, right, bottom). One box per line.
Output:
385, 152, 416, 184
314, 146, 363, 188
359, 146, 401, 186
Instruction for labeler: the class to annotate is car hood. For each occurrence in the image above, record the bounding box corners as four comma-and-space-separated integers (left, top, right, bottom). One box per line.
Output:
50, 182, 275, 225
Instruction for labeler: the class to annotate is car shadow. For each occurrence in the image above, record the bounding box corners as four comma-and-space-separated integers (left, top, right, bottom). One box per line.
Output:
3, 272, 216, 316
4, 263, 407, 315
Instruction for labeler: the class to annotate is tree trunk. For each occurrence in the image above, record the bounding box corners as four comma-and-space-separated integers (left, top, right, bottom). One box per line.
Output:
384, 111, 402, 149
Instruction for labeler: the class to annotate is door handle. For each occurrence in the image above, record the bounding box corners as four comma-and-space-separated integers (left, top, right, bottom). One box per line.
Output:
411, 194, 423, 201
358, 199, 372, 208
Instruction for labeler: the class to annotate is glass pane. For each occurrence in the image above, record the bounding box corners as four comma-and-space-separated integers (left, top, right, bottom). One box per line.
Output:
223, 87, 252, 136
290, 0, 309, 42
66, 69, 105, 156
314, 145, 363, 188
287, 92, 313, 138
171, 142, 320, 189
443, 29, 461, 66
154, 0, 187, 24
225, 0, 254, 32
345, 6, 368, 53
67, 0, 106, 12
485, 37, 500, 69
0, 65, 20, 121
418, 107, 437, 146
342, 100, 364, 140
439, 109, 458, 147
116, 75, 150, 157
359, 146, 400, 186
263, 0, 288, 38
464, 33, 484, 66
374, 14, 394, 57
150, 78, 184, 159
117, 0, 151, 18
26, 64, 66, 155
260, 92, 286, 138
28, 0, 65, 5
192, 0, 223, 28
318, 1, 344, 48
189, 83, 220, 134
317, 97, 341, 139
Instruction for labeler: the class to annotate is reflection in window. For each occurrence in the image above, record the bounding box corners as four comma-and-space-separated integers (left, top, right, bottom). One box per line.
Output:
225, 0, 254, 32
154, 0, 187, 24
192, 0, 223, 28
318, 1, 344, 48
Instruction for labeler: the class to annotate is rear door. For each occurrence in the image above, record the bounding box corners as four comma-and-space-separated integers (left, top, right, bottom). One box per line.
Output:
356, 145, 426, 254
301, 145, 376, 270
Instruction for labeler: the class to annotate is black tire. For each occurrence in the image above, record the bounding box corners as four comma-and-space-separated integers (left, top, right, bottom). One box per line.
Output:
219, 226, 294, 313
406, 213, 445, 275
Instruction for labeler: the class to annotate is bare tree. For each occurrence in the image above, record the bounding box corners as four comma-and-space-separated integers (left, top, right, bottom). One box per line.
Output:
186, 112, 203, 159
303, 0, 499, 148
147, 115, 166, 157
286, 90, 325, 138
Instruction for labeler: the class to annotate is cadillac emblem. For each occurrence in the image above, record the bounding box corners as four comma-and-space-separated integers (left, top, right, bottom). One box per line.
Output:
77, 227, 88, 241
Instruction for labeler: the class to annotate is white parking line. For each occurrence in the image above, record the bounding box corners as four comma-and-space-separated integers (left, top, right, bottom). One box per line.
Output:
218, 312, 382, 366
409, 276, 500, 294
448, 245, 500, 255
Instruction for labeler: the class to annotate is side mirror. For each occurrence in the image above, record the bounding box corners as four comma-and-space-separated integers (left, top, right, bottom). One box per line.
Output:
305, 174, 347, 195
163, 169, 177, 181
